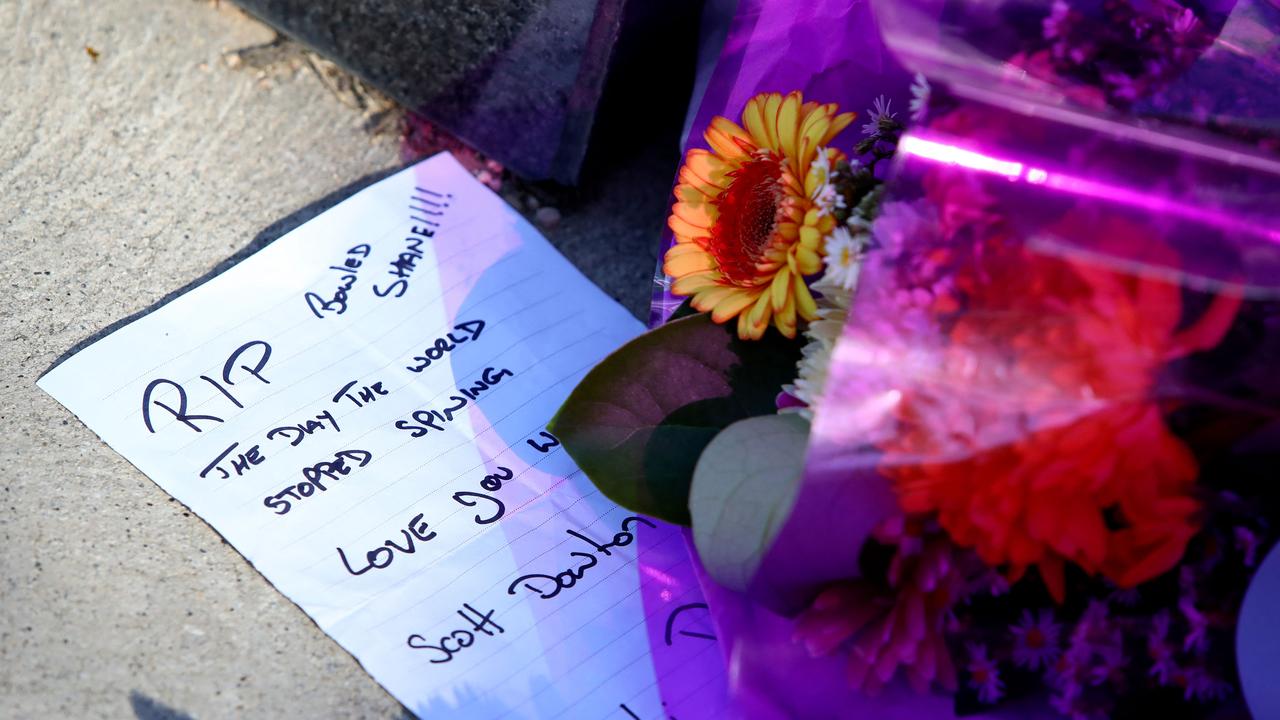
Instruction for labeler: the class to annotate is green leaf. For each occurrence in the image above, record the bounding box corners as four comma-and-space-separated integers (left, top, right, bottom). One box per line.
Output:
548, 312, 803, 525
689, 414, 809, 591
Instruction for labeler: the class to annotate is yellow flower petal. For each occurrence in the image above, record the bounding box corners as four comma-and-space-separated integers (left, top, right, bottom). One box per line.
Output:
672, 271, 720, 295
704, 128, 743, 163
747, 289, 772, 327
780, 171, 805, 197
672, 200, 716, 230
664, 247, 715, 276
796, 245, 821, 275
799, 225, 821, 249
756, 257, 785, 274
679, 167, 719, 196
742, 96, 772, 150
804, 155, 829, 198
822, 111, 857, 145
770, 267, 791, 311
777, 91, 802, 161
805, 109, 831, 150
665, 241, 704, 257
674, 181, 715, 204
797, 139, 816, 186
762, 93, 783, 151
692, 284, 737, 311
775, 292, 797, 338
795, 279, 819, 321
710, 289, 758, 323
668, 214, 710, 242
706, 117, 756, 160
712, 115, 756, 145
684, 149, 732, 190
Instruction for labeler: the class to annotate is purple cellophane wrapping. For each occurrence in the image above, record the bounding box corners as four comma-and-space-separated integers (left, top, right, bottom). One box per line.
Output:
647, 0, 1280, 717
645, 0, 952, 717
790, 0, 1280, 717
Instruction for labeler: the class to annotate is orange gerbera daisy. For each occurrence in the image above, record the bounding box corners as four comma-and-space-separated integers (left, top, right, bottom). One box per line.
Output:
664, 91, 856, 340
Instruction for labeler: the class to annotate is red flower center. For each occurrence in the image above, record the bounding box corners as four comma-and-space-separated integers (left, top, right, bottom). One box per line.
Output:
709, 154, 783, 285
1025, 627, 1045, 649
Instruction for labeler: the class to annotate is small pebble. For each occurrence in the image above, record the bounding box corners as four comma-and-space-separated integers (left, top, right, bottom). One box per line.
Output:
535, 206, 561, 229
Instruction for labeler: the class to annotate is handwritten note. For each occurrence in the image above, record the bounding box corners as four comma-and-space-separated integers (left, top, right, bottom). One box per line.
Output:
40, 153, 727, 719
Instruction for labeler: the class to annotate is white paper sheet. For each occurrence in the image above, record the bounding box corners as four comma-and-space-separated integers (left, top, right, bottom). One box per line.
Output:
39, 153, 728, 719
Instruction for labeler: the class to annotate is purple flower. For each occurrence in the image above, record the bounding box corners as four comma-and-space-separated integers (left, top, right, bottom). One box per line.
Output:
1147, 611, 1179, 686
965, 643, 1004, 704
1179, 597, 1209, 655
1050, 693, 1107, 720
1235, 526, 1260, 567
1101, 70, 1141, 102
1010, 609, 1062, 670
1047, 654, 1084, 701
1075, 601, 1111, 642
1043, 0, 1072, 41
861, 96, 897, 137
1057, 602, 1126, 689
1183, 665, 1232, 703
1172, 7, 1200, 38
1106, 583, 1142, 608
1087, 645, 1126, 687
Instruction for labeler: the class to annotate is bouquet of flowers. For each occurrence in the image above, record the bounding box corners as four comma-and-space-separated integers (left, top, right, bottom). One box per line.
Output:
551, 0, 1280, 716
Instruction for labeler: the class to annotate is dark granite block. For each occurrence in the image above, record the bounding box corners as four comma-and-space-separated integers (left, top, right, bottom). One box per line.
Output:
235, 0, 699, 184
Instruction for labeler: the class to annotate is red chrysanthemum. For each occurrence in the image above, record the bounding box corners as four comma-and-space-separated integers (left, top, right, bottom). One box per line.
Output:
879, 215, 1241, 602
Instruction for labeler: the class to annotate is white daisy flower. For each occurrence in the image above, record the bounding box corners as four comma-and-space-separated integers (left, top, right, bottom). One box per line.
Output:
784, 341, 834, 417
909, 73, 931, 123
808, 148, 840, 216
821, 227, 865, 291
782, 271, 853, 418
846, 213, 873, 233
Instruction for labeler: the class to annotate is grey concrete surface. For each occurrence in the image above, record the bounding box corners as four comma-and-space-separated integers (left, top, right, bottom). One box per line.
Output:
0, 1, 674, 717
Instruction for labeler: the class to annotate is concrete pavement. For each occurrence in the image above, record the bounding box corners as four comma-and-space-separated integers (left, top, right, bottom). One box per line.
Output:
0, 1, 673, 716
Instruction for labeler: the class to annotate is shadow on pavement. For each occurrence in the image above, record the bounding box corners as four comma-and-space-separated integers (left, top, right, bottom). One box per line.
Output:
128, 691, 196, 720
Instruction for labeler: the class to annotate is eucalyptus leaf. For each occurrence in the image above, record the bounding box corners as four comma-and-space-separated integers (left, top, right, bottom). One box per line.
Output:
549, 312, 803, 525
689, 414, 809, 591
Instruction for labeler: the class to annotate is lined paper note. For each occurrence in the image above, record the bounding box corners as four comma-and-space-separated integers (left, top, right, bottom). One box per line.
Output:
39, 153, 728, 719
